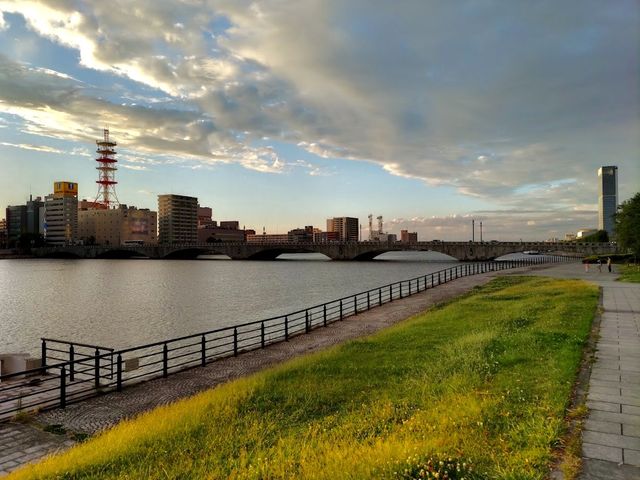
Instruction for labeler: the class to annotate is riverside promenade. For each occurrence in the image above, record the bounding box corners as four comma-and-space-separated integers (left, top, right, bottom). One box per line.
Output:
1, 265, 540, 476
525, 264, 640, 479
2, 261, 635, 477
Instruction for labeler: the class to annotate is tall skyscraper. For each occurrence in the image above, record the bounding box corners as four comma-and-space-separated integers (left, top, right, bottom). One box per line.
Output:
326, 217, 359, 242
598, 166, 618, 237
158, 194, 198, 244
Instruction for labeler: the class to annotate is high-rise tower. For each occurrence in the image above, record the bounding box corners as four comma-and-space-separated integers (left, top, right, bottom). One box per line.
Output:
95, 129, 119, 208
598, 166, 618, 237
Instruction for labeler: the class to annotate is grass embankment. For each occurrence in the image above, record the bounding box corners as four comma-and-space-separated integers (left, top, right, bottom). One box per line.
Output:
618, 264, 640, 283
11, 277, 598, 480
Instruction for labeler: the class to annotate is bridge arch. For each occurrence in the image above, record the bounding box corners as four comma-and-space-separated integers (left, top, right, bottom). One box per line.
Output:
246, 247, 322, 260
95, 249, 150, 259
41, 250, 82, 259
162, 248, 231, 259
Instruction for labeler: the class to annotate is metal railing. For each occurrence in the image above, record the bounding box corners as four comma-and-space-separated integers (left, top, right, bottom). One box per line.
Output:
0, 255, 576, 420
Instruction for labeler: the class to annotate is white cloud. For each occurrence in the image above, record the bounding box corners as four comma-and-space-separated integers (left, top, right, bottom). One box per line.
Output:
0, 141, 63, 154
0, 0, 637, 213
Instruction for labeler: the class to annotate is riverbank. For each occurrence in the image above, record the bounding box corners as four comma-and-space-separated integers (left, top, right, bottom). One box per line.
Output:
0, 264, 539, 475
5, 272, 598, 479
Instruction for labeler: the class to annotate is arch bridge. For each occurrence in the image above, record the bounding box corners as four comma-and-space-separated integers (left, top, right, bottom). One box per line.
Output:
32, 241, 616, 261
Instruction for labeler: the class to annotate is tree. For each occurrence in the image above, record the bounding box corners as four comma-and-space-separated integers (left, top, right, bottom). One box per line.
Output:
615, 192, 640, 256
582, 229, 609, 242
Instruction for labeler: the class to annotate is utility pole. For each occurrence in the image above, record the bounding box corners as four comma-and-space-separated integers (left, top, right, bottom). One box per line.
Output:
472, 219, 475, 242
480, 221, 483, 242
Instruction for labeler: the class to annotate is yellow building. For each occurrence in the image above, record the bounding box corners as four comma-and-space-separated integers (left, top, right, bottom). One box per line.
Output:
78, 205, 157, 246
53, 182, 78, 198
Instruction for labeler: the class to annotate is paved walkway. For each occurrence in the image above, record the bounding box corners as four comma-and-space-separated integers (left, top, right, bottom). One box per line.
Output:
526, 263, 640, 479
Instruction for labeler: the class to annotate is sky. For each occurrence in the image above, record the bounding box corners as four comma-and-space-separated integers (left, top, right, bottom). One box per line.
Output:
0, 1, 638, 241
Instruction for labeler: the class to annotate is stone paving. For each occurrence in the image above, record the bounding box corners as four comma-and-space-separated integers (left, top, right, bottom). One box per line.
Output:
527, 263, 640, 479
0, 423, 74, 477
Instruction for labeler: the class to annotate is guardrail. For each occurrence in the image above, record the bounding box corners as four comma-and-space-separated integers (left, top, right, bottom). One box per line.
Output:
0, 255, 575, 421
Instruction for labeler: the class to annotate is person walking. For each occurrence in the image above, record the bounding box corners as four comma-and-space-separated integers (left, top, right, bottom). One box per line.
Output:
597, 258, 602, 273
584, 261, 590, 272
607, 257, 612, 273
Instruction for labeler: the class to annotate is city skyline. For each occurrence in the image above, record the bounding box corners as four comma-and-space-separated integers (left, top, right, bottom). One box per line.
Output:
0, 2, 638, 240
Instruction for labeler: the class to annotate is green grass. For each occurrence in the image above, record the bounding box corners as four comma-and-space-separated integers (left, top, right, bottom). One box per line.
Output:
618, 264, 640, 283
10, 277, 598, 480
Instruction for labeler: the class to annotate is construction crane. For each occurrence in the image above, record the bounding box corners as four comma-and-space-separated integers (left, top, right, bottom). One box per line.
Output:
368, 214, 373, 240
377, 215, 383, 234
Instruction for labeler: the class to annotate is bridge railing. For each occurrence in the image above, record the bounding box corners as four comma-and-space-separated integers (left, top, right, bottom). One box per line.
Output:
0, 254, 576, 421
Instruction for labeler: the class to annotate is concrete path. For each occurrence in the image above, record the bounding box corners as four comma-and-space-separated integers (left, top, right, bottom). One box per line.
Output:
526, 263, 640, 479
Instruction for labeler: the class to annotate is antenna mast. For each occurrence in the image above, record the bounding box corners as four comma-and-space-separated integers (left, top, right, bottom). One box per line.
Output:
94, 128, 119, 208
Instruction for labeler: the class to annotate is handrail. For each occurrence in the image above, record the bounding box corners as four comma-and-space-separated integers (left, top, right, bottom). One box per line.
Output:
41, 338, 114, 351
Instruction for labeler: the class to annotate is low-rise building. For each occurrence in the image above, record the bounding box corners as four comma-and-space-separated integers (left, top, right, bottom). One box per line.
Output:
246, 233, 291, 244
288, 226, 314, 243
400, 230, 418, 244
78, 204, 157, 245
198, 225, 245, 243
0, 219, 7, 248
313, 231, 339, 243
576, 229, 598, 239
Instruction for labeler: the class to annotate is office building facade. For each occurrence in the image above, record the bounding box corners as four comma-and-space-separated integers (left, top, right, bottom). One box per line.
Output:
326, 217, 359, 242
44, 182, 78, 245
598, 166, 618, 237
158, 194, 198, 244
78, 205, 157, 245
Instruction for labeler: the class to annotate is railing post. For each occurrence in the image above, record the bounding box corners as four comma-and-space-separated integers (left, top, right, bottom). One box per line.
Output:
285, 316, 289, 340
400, 283, 403, 299
389, 285, 393, 302
41, 339, 47, 375
94, 348, 100, 389
379, 288, 382, 306
438, 272, 441, 284
233, 328, 238, 357
261, 322, 266, 347
367, 291, 370, 310
354, 295, 358, 315
323, 304, 327, 327
163, 343, 169, 377
305, 310, 310, 333
116, 354, 123, 392
69, 345, 75, 382
201, 335, 206, 366
340, 300, 343, 319
60, 366, 66, 409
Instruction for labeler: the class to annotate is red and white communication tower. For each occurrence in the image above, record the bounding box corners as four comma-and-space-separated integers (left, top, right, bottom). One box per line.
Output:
94, 128, 119, 208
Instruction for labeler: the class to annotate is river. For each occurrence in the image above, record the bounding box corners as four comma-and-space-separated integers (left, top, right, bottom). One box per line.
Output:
0, 251, 524, 356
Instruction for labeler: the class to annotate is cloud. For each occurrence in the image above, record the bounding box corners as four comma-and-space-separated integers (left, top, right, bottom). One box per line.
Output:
0, 141, 64, 153
0, 0, 637, 212
387, 207, 599, 241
